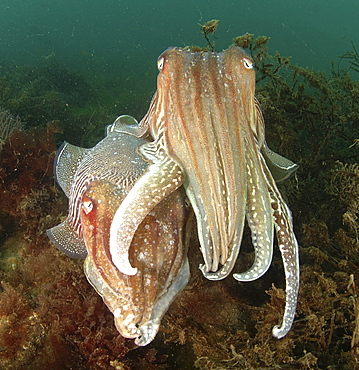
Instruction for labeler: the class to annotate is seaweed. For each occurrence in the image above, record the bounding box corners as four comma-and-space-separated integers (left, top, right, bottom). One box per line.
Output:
233, 33, 290, 84
0, 61, 117, 147
0, 125, 135, 369
0, 107, 25, 149
339, 41, 359, 74
332, 162, 359, 244
0, 122, 61, 244
0, 63, 90, 128
199, 19, 219, 52
1, 31, 359, 369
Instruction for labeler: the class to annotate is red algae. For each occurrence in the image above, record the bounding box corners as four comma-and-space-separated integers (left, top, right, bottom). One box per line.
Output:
0, 33, 359, 369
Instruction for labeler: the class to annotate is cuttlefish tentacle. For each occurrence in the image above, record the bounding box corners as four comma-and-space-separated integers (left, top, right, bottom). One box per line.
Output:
231, 98, 297, 282
272, 199, 299, 339
234, 143, 274, 282
110, 139, 185, 275
264, 164, 299, 338
245, 158, 298, 338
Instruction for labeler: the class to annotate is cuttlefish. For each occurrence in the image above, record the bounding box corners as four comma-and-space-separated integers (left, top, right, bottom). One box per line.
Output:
47, 116, 190, 346
110, 46, 300, 339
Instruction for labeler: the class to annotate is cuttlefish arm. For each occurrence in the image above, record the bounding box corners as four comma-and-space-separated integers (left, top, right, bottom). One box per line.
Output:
268, 171, 299, 339
271, 198, 299, 339
233, 141, 274, 282
110, 139, 185, 275
265, 157, 299, 339
233, 156, 299, 338
225, 94, 297, 283
231, 107, 298, 282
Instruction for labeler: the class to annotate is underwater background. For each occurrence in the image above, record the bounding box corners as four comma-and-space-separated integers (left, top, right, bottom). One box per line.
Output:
1, 0, 359, 70
1, 0, 359, 130
1, 0, 359, 369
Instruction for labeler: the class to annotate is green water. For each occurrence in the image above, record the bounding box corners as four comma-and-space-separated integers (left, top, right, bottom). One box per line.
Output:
0, 0, 358, 127
1, 0, 358, 69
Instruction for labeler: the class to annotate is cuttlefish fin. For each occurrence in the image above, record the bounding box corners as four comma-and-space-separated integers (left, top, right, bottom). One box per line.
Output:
54, 142, 90, 197
110, 141, 185, 276
262, 143, 298, 183
108, 114, 147, 138
46, 218, 87, 259
254, 98, 298, 183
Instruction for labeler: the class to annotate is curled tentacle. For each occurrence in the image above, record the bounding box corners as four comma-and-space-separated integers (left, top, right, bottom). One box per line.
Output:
110, 141, 184, 275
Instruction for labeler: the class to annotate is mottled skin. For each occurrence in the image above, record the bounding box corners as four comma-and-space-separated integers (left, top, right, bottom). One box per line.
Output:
110, 46, 299, 338
47, 117, 190, 345
81, 180, 189, 346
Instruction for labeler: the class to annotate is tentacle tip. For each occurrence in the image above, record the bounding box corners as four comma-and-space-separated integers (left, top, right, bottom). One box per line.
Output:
233, 272, 260, 282
233, 273, 246, 281
272, 324, 288, 339
123, 266, 138, 276
199, 263, 208, 274
134, 322, 160, 346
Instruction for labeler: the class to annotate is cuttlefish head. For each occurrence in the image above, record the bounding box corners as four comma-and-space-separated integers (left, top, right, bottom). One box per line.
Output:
81, 180, 190, 346
154, 45, 257, 141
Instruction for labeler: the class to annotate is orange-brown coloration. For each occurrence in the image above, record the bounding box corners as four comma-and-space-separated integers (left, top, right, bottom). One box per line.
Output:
80, 180, 190, 344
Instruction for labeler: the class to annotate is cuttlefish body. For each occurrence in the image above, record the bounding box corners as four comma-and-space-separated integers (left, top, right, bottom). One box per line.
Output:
47, 116, 190, 346
110, 46, 299, 339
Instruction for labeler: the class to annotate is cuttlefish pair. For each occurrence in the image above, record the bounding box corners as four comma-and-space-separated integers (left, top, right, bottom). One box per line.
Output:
47, 45, 299, 346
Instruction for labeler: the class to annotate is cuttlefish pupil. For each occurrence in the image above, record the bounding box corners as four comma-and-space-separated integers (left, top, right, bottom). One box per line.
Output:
82, 198, 93, 214
243, 57, 254, 69
157, 57, 164, 70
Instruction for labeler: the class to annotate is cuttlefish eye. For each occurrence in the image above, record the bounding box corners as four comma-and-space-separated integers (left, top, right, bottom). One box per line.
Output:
82, 199, 93, 214
243, 58, 254, 69
157, 56, 164, 71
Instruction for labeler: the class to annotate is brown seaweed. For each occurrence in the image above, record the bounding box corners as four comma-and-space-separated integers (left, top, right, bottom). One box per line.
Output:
1, 33, 359, 369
